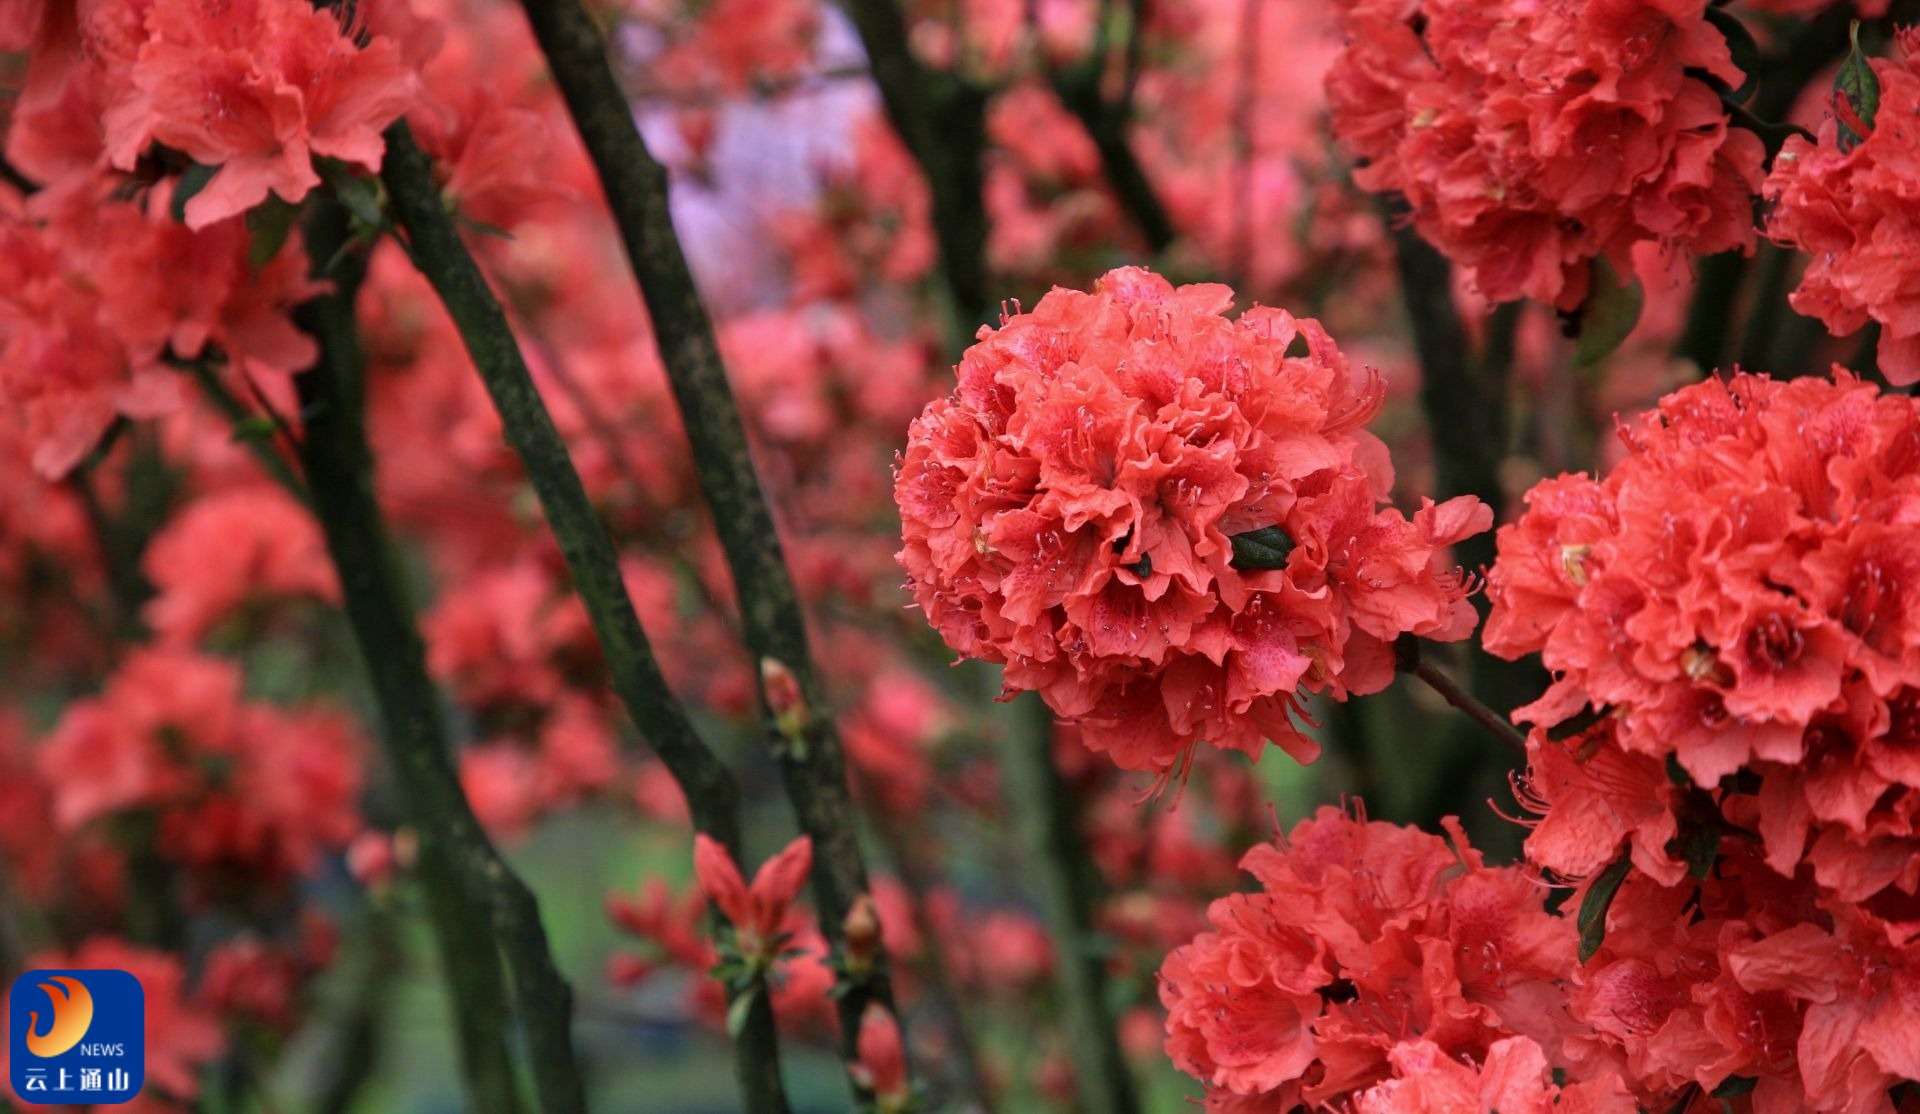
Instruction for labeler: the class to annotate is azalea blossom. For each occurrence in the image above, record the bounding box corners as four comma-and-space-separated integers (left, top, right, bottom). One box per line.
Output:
108, 0, 417, 228
1158, 807, 1575, 1109
1326, 0, 1764, 308
849, 1004, 913, 1111
897, 266, 1487, 776
1488, 372, 1920, 907
692, 833, 814, 961
1765, 28, 1920, 384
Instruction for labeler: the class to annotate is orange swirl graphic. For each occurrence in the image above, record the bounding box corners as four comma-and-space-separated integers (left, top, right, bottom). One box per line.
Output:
24, 976, 94, 1059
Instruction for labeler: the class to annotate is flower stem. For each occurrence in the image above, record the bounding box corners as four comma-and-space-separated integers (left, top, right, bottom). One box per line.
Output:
376, 125, 792, 1114
1399, 642, 1528, 754
507, 3, 903, 1085
183, 358, 311, 503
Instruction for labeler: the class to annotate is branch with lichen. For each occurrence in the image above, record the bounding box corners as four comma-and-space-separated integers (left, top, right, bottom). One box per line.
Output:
292, 201, 547, 1114
833, 0, 993, 324
376, 124, 793, 1114
509, 2, 905, 1092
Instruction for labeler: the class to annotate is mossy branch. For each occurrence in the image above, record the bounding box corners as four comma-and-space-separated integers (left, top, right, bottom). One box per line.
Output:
510, 3, 902, 1087
376, 124, 791, 1114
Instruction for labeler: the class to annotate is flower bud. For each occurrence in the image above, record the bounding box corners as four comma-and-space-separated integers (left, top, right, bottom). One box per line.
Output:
760, 657, 809, 746
842, 892, 882, 978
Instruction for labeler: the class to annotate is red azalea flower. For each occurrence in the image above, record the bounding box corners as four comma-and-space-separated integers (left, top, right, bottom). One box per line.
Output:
692, 833, 814, 961
1765, 29, 1920, 384
1158, 807, 1576, 1109
1326, 0, 1763, 309
897, 266, 1487, 776
1490, 372, 1920, 906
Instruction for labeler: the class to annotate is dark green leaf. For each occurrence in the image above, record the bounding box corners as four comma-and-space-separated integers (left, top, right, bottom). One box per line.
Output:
1836, 20, 1881, 153
1712, 1077, 1758, 1099
1674, 821, 1721, 880
1229, 525, 1295, 570
246, 197, 300, 269
318, 159, 385, 228
1704, 9, 1760, 104
170, 163, 219, 223
229, 415, 278, 443
1574, 256, 1643, 371
1665, 753, 1691, 787
724, 984, 759, 1038
459, 215, 516, 241
1577, 855, 1633, 963
1129, 553, 1153, 578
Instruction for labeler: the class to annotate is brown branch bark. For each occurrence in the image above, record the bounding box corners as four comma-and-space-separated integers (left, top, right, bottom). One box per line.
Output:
293, 202, 537, 1114
377, 124, 792, 1114
834, 0, 992, 323
508, 4, 903, 1090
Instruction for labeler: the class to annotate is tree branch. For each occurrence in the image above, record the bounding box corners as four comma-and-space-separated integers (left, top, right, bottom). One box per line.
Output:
183, 358, 312, 504
1046, 0, 1175, 255
377, 125, 792, 1114
833, 0, 992, 323
1395, 639, 1528, 754
292, 203, 536, 1114
507, 3, 903, 1085
1001, 695, 1141, 1114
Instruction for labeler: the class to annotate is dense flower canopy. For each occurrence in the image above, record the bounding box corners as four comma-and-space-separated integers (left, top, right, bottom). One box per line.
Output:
1487, 372, 1920, 907
1158, 807, 1611, 1111
1765, 28, 1920, 385
1327, 0, 1764, 308
896, 267, 1489, 774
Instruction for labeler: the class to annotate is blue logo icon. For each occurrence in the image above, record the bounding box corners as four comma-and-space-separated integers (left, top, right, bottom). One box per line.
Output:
8, 970, 144, 1105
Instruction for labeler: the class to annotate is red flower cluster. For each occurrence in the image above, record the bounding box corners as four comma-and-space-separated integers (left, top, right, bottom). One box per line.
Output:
1158, 806, 1611, 1111
896, 267, 1487, 774
1326, 0, 1764, 308
1487, 373, 1920, 907
1764, 29, 1920, 385
1551, 834, 1920, 1114
101, 0, 414, 229
1354, 1037, 1633, 1114
142, 485, 338, 645
39, 648, 363, 887
0, 190, 319, 477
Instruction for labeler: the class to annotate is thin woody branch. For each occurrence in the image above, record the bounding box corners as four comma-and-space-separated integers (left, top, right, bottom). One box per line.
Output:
1002, 696, 1142, 1114
510, 1, 904, 1087
1044, 0, 1176, 254
834, 0, 992, 322
376, 124, 793, 1114
293, 203, 541, 1114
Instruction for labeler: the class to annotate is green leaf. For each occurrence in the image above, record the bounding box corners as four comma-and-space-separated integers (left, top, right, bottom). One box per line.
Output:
1704, 8, 1760, 105
246, 197, 300, 269
1673, 821, 1721, 881
318, 159, 385, 228
1836, 20, 1881, 153
1229, 525, 1295, 571
1577, 855, 1633, 963
1574, 256, 1643, 371
459, 215, 516, 241
171, 163, 219, 223
229, 415, 279, 443
724, 984, 759, 1038
1665, 753, 1691, 787
1712, 1077, 1758, 1099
